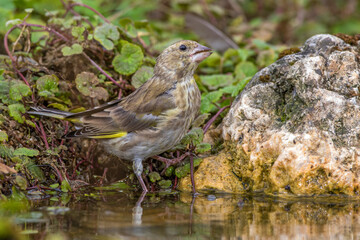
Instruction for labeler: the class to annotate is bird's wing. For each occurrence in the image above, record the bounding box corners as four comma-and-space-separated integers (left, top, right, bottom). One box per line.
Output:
64, 77, 176, 138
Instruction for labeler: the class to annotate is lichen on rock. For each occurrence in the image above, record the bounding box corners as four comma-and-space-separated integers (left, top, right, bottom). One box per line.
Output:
217, 34, 360, 195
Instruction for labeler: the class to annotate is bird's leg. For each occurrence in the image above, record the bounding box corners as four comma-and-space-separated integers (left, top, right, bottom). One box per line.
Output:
133, 159, 148, 192
132, 191, 147, 225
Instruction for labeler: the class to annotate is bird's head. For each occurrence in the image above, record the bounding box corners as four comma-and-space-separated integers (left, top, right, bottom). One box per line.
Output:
154, 40, 212, 79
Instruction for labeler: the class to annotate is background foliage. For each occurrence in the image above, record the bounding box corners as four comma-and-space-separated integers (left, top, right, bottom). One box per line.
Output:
0, 0, 359, 199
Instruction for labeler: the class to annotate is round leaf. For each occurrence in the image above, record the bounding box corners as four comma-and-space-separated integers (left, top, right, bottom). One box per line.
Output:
13, 147, 39, 157
36, 74, 59, 97
113, 42, 143, 76
9, 83, 31, 101
75, 72, 108, 101
131, 66, 153, 88
94, 23, 120, 50
61, 43, 83, 56
0, 131, 8, 142
8, 103, 26, 123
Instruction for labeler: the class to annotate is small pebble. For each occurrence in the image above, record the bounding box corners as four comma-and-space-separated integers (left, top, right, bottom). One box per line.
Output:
207, 195, 216, 201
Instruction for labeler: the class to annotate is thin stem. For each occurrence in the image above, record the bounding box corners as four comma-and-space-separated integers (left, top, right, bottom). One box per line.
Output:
22, 23, 69, 41
52, 164, 63, 182
82, 53, 121, 87
203, 105, 230, 134
4, 23, 68, 101
152, 152, 190, 169
38, 121, 50, 149
190, 154, 197, 194
70, 3, 110, 24
4, 25, 32, 89
60, 0, 94, 29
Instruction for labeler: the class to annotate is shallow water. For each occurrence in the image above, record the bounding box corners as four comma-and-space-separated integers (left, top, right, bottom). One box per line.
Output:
8, 190, 360, 239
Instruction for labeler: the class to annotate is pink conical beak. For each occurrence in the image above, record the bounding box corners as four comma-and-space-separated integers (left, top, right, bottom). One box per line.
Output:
190, 44, 212, 63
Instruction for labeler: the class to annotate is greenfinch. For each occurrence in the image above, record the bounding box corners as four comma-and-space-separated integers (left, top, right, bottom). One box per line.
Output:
28, 40, 212, 192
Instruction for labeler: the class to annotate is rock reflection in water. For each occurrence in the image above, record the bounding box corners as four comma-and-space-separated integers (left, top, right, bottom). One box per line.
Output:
20, 192, 360, 239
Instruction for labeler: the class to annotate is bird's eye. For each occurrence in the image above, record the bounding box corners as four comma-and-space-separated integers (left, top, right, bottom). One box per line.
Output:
179, 45, 187, 51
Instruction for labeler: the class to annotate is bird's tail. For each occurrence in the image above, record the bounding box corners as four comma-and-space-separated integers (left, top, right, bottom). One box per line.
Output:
27, 107, 75, 121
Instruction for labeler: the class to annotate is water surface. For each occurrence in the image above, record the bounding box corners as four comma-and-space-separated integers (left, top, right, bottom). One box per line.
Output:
9, 190, 360, 239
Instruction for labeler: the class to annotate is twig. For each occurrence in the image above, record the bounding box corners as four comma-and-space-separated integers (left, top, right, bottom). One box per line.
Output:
6, 21, 121, 90
189, 154, 197, 194
38, 121, 50, 149
4, 22, 68, 100
12, 24, 27, 55
173, 176, 178, 190
70, 3, 110, 24
60, 0, 94, 29
82, 53, 121, 87
72, 159, 86, 179
4, 25, 32, 91
52, 164, 63, 182
99, 167, 108, 185
152, 152, 191, 170
199, 0, 218, 26
203, 105, 230, 134
60, 121, 69, 146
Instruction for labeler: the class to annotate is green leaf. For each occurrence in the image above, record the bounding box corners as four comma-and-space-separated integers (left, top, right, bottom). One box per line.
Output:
75, 72, 109, 100
61, 180, 72, 193
15, 175, 27, 190
0, 81, 10, 100
233, 76, 252, 96
118, 18, 137, 38
237, 48, 255, 62
205, 91, 223, 102
256, 49, 276, 67
94, 23, 120, 50
148, 172, 161, 183
223, 48, 239, 61
61, 43, 83, 56
0, 131, 8, 142
158, 180, 172, 189
200, 97, 214, 114
9, 83, 31, 101
36, 74, 59, 97
26, 161, 45, 181
50, 183, 59, 189
131, 66, 153, 88
200, 51, 221, 68
180, 127, 204, 146
0, 145, 14, 158
195, 143, 211, 154
6, 19, 22, 27
8, 103, 26, 123
95, 181, 130, 190
200, 74, 234, 90
10, 186, 26, 201
113, 41, 144, 75
134, 20, 149, 29
252, 39, 271, 50
71, 26, 85, 41
165, 166, 175, 177
235, 61, 257, 79
175, 158, 202, 178
47, 103, 69, 111
13, 148, 39, 157
191, 113, 210, 128
25, 8, 33, 13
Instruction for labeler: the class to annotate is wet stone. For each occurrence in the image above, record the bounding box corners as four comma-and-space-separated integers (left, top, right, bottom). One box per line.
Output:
219, 34, 360, 195
180, 34, 360, 195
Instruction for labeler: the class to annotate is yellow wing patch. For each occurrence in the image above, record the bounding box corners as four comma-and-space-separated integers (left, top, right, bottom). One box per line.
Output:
90, 132, 127, 139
